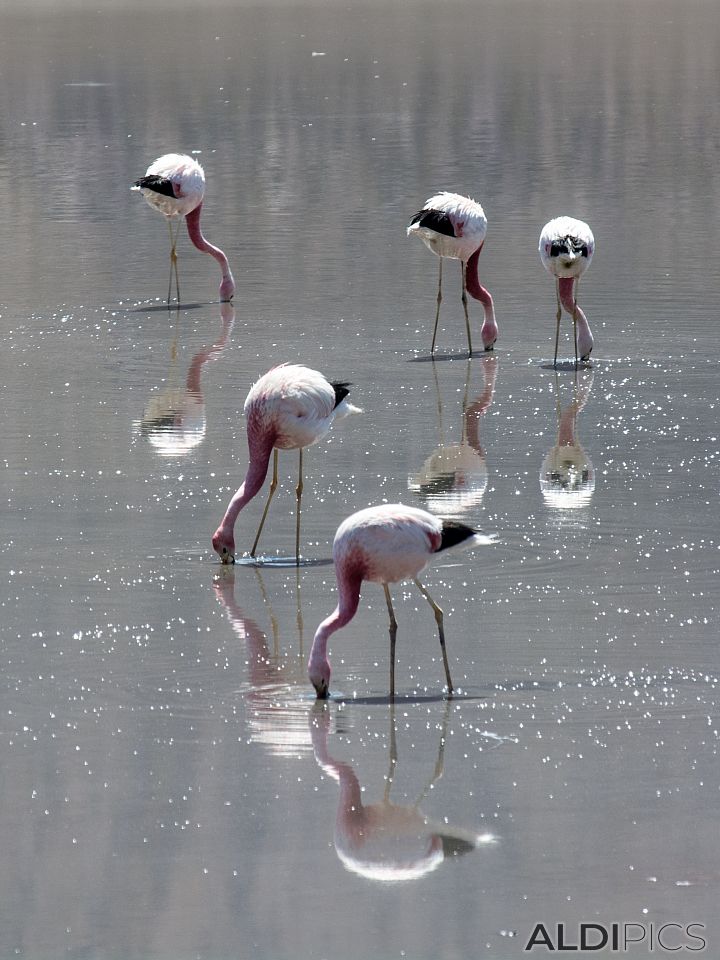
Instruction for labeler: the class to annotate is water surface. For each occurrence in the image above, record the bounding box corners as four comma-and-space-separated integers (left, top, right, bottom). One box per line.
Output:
1, 1, 719, 958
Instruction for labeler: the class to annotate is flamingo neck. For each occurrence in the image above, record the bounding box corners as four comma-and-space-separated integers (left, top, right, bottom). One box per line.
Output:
558, 278, 593, 358
557, 407, 578, 446
217, 433, 274, 538
466, 248, 497, 349
309, 715, 367, 842
185, 203, 235, 301
308, 570, 363, 685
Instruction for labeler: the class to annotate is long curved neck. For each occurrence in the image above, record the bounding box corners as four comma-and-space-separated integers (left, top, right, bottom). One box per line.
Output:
308, 569, 363, 677
558, 277, 592, 357
310, 713, 367, 843
466, 247, 497, 348
464, 359, 497, 451
217, 432, 274, 538
185, 203, 235, 301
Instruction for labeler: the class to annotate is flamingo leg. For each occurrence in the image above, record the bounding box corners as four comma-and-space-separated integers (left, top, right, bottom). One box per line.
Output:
413, 578, 453, 695
572, 277, 580, 368
431, 258, 443, 354
250, 449, 279, 558
295, 447, 304, 566
383, 583, 398, 700
295, 566, 304, 652
167, 218, 182, 305
553, 279, 562, 369
461, 261, 474, 357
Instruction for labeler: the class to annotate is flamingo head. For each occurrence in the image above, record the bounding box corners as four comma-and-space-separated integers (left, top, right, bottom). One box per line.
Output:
212, 528, 235, 565
308, 657, 331, 700
544, 237, 592, 279
219, 275, 235, 302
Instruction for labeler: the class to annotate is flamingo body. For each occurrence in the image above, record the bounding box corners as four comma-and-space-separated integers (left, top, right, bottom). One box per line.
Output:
134, 153, 205, 218
408, 192, 488, 263
539, 216, 595, 363
212, 364, 356, 564
334, 504, 447, 584
308, 503, 491, 698
132, 153, 235, 302
245, 364, 349, 452
407, 192, 497, 353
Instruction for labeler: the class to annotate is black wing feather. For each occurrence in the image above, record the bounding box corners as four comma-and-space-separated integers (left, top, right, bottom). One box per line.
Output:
330, 381, 351, 408
437, 520, 476, 552
134, 174, 176, 198
408, 208, 456, 238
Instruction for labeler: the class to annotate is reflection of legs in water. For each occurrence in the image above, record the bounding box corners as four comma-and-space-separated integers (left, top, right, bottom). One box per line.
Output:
253, 567, 280, 654
384, 699, 449, 806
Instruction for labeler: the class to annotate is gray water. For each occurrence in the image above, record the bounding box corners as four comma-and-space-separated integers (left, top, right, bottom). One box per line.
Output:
1, 1, 719, 958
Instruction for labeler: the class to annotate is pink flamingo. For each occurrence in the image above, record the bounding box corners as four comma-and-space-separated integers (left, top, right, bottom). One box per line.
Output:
308, 503, 494, 699
132, 153, 235, 304
407, 192, 497, 356
539, 216, 595, 367
212, 364, 358, 566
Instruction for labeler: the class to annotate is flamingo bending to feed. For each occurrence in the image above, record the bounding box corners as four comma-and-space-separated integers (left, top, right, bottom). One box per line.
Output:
212, 364, 359, 566
539, 216, 595, 367
407, 192, 497, 356
308, 503, 495, 699
132, 153, 235, 304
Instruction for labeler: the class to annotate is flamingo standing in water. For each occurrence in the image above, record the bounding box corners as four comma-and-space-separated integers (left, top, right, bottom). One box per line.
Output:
212, 364, 358, 566
539, 216, 595, 367
308, 503, 494, 699
407, 192, 497, 356
132, 153, 235, 304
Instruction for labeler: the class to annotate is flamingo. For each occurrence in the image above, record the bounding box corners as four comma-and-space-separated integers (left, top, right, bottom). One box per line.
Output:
132, 153, 235, 304
212, 364, 359, 566
539, 216, 595, 367
407, 192, 497, 356
308, 503, 495, 699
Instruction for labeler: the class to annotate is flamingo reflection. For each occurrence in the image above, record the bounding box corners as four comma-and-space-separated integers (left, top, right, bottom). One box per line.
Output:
213, 567, 314, 759
137, 302, 235, 456
540, 369, 595, 509
410, 355, 497, 516
309, 702, 494, 881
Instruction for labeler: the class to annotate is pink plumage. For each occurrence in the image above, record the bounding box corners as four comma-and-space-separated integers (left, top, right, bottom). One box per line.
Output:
308, 503, 494, 699
212, 364, 358, 565
407, 192, 497, 355
132, 153, 235, 303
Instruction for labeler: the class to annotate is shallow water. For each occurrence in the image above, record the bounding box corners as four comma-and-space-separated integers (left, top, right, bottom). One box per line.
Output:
1, 1, 719, 958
